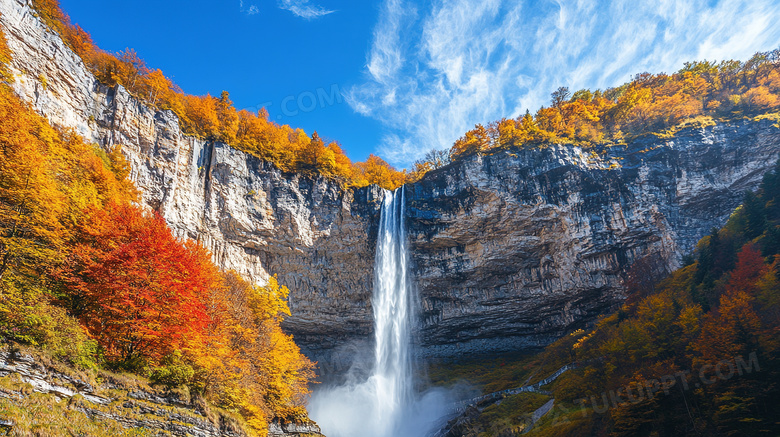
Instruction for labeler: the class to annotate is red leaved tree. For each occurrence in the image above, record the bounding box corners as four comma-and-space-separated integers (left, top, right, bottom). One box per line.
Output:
61, 202, 218, 367
726, 243, 767, 295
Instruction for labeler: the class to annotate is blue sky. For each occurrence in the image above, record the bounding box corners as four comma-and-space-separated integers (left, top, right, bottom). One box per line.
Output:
60, 0, 780, 168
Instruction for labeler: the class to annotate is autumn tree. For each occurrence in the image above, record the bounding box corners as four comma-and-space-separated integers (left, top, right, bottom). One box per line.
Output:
355, 155, 406, 190
624, 252, 670, 304
551, 86, 571, 109
117, 49, 149, 89
0, 76, 133, 323
327, 142, 355, 178
423, 148, 451, 169
451, 123, 491, 159
143, 69, 173, 107
0, 92, 67, 284
182, 94, 220, 139
60, 202, 218, 367
195, 272, 315, 434
299, 131, 326, 171
726, 244, 767, 295
216, 91, 239, 144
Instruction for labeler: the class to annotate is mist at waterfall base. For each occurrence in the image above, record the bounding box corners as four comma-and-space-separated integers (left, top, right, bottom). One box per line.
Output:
307, 374, 454, 437
307, 188, 455, 437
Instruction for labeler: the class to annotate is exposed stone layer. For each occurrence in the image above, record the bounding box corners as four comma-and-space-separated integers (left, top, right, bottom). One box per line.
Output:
407, 122, 780, 355
0, 348, 323, 436
0, 349, 242, 436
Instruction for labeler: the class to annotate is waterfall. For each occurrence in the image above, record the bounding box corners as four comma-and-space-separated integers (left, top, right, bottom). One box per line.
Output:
372, 187, 414, 432
308, 187, 450, 437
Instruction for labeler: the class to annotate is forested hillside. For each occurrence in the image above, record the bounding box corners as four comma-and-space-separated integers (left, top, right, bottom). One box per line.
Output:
0, 24, 314, 435
542, 163, 780, 436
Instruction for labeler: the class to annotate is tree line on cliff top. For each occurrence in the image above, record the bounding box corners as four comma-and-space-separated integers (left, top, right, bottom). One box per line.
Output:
446, 50, 780, 163
30, 0, 407, 190
30, 0, 780, 190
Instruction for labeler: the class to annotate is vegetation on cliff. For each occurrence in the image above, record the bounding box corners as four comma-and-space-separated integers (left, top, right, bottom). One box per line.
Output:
533, 165, 780, 436
455, 51, 779, 155
0, 27, 313, 436
29, 0, 408, 191
409, 51, 780, 180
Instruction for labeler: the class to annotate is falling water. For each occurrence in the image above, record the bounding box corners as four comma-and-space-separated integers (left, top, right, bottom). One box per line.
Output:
372, 187, 414, 432
308, 187, 451, 437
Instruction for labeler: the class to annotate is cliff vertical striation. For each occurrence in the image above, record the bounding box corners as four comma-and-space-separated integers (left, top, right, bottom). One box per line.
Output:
406, 123, 780, 356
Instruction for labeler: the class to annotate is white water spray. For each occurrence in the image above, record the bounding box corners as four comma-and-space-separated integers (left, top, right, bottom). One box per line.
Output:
308, 188, 451, 437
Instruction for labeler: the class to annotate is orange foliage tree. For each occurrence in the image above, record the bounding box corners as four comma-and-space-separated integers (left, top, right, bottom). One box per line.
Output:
60, 203, 219, 366
354, 154, 407, 190
0, 55, 136, 344
196, 272, 315, 433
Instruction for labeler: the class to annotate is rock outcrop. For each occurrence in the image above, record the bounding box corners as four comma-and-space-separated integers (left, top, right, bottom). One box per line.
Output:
1, 0, 779, 367
0, 347, 324, 436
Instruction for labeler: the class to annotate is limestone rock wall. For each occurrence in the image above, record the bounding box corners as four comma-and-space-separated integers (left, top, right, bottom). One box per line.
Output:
406, 122, 780, 356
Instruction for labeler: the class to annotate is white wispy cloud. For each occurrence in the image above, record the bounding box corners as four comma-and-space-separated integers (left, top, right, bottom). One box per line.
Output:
278, 0, 335, 19
239, 0, 260, 15
349, 0, 780, 167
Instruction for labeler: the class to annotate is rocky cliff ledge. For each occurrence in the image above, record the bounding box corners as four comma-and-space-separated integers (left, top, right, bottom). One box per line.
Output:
1, 0, 779, 366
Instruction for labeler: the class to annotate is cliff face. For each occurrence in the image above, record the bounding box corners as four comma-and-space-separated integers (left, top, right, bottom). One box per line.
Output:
2, 0, 780, 367
407, 121, 780, 356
